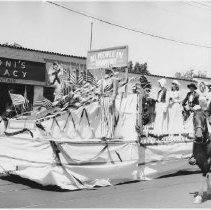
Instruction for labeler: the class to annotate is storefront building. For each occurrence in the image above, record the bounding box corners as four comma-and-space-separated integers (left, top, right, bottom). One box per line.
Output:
0, 44, 86, 114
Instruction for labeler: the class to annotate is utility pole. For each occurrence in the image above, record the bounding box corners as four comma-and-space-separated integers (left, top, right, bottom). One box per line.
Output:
87, 22, 93, 82
90, 22, 93, 50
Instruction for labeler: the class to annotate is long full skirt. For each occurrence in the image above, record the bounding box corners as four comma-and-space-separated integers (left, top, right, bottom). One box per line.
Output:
152, 102, 168, 136
100, 96, 115, 138
168, 102, 184, 135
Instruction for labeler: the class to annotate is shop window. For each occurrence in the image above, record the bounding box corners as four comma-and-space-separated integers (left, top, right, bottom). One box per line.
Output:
0, 84, 34, 115
44, 87, 55, 102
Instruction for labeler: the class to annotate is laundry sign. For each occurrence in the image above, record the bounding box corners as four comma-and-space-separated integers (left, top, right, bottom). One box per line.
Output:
0, 57, 46, 85
86, 45, 128, 70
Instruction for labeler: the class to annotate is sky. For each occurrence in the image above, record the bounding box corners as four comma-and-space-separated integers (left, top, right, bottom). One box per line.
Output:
0, 0, 211, 77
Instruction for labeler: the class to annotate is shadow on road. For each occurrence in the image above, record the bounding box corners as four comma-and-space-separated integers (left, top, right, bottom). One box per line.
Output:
159, 170, 201, 179
0, 174, 69, 192
0, 170, 203, 192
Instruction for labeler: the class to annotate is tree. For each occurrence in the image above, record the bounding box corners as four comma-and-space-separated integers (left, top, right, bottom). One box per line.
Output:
183, 69, 194, 80
175, 69, 208, 80
194, 70, 207, 78
134, 62, 141, 73
128, 61, 150, 75
175, 72, 182, 79
140, 62, 150, 75
127, 61, 133, 73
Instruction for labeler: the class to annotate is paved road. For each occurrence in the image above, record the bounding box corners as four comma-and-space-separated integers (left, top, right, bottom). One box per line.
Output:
0, 171, 211, 208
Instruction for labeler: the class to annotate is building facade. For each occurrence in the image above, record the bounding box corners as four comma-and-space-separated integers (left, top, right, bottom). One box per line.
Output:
0, 44, 86, 114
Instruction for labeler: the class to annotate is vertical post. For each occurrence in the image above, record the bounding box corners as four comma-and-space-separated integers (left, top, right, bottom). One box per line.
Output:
69, 64, 71, 84
87, 22, 93, 83
90, 22, 93, 51
138, 88, 143, 142
124, 66, 128, 98
24, 85, 27, 111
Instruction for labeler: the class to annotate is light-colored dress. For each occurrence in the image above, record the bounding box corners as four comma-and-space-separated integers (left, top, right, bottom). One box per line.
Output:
167, 90, 184, 135
153, 88, 168, 135
114, 82, 138, 141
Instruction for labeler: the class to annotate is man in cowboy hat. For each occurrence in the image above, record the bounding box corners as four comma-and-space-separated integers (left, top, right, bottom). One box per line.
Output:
182, 83, 200, 165
182, 83, 199, 117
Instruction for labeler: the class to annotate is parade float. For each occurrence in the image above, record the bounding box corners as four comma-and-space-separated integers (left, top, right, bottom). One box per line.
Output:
0, 45, 205, 190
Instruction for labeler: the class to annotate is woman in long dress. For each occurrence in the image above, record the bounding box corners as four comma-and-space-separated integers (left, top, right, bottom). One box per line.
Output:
167, 80, 184, 135
115, 75, 152, 140
153, 78, 168, 136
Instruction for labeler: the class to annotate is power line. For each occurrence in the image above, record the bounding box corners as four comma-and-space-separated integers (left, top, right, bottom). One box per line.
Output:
149, 2, 207, 25
182, 1, 211, 12
192, 1, 211, 9
47, 1, 211, 49
180, 1, 211, 10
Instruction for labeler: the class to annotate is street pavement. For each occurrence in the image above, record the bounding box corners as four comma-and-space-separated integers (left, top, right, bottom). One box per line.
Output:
0, 171, 211, 208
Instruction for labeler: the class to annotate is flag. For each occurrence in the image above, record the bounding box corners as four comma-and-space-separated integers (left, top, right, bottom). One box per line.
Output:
9, 93, 26, 106
34, 97, 52, 109
77, 73, 84, 85
69, 71, 77, 84
86, 71, 97, 86
78, 71, 98, 86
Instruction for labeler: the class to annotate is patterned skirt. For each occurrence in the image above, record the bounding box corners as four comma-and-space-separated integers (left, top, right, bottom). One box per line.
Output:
100, 96, 115, 138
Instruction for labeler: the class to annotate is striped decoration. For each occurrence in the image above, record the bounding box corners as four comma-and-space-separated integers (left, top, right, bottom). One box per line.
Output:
78, 71, 98, 86
100, 96, 114, 138
69, 71, 77, 84
34, 97, 53, 109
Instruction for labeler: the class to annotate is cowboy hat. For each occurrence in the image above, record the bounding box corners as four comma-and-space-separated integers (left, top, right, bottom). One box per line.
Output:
139, 76, 151, 89
187, 83, 197, 90
105, 68, 113, 75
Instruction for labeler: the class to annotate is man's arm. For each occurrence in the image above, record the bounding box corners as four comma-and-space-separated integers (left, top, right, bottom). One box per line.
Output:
119, 67, 129, 87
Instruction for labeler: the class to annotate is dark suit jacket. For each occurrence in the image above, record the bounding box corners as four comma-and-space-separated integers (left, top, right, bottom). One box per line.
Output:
182, 91, 199, 108
157, 87, 167, 102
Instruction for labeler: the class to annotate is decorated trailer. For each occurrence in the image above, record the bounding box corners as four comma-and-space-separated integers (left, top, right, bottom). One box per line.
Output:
0, 46, 198, 190
0, 78, 195, 190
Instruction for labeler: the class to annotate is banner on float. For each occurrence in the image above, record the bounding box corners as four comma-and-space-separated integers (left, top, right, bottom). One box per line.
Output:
86, 45, 128, 70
